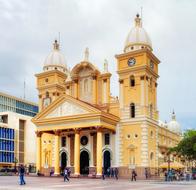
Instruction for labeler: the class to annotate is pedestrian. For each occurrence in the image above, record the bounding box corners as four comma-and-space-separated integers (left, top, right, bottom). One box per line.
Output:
145, 168, 148, 179
67, 168, 71, 177
50, 169, 54, 177
164, 171, 168, 181
64, 168, 69, 182
18, 164, 26, 185
107, 167, 110, 177
114, 168, 119, 180
111, 168, 113, 178
131, 170, 137, 181
102, 169, 105, 180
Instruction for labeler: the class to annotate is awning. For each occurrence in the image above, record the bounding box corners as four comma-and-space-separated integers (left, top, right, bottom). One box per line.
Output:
159, 161, 185, 169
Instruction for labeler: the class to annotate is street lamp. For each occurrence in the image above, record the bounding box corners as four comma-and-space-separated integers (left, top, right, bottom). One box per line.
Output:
14, 157, 18, 174
167, 153, 171, 172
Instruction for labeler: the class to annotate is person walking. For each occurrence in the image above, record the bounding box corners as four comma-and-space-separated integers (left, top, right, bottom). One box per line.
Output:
114, 168, 119, 180
102, 168, 105, 180
18, 164, 26, 185
64, 168, 69, 182
131, 170, 137, 181
145, 168, 148, 179
107, 167, 110, 178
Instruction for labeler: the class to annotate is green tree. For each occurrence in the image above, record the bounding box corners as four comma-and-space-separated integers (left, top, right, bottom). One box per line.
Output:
170, 129, 196, 160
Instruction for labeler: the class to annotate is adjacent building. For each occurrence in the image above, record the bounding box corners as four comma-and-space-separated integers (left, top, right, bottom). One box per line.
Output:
32, 14, 182, 177
0, 92, 38, 168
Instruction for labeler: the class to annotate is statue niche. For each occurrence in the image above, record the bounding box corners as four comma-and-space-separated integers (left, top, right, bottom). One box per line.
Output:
78, 67, 93, 103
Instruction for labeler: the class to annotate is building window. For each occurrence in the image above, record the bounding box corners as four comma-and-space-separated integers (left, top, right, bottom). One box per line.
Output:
127, 134, 131, 139
150, 152, 154, 160
46, 91, 49, 98
130, 103, 135, 118
150, 131, 153, 138
84, 79, 88, 92
150, 104, 153, 118
130, 76, 135, 87
62, 137, 66, 147
150, 78, 153, 88
104, 133, 110, 145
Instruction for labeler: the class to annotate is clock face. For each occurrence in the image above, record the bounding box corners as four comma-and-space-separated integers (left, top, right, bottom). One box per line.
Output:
150, 62, 154, 69
128, 58, 136, 67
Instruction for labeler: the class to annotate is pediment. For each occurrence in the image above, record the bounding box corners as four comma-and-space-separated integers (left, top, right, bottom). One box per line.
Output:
33, 94, 101, 121
45, 100, 89, 118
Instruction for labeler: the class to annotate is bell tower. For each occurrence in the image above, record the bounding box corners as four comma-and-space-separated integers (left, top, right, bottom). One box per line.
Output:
35, 40, 68, 111
116, 14, 160, 173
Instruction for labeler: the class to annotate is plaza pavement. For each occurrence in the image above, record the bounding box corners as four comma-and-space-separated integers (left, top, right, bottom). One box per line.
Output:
0, 176, 196, 190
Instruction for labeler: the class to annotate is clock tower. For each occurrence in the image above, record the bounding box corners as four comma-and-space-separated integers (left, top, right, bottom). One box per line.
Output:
115, 14, 160, 174
35, 40, 68, 111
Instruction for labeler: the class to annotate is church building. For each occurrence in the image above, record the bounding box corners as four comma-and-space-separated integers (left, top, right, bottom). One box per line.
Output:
32, 14, 182, 178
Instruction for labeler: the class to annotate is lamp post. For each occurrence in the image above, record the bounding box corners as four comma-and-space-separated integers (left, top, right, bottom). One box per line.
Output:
14, 157, 18, 174
167, 154, 171, 172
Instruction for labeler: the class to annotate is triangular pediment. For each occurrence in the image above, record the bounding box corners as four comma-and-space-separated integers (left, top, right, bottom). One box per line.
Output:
45, 100, 89, 118
33, 94, 101, 121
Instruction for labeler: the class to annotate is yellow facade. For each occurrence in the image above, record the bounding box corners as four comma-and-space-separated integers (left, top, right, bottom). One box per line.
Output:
32, 15, 182, 178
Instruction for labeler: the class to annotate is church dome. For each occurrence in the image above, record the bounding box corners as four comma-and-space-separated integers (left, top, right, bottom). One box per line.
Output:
168, 111, 182, 134
124, 14, 152, 53
43, 40, 67, 73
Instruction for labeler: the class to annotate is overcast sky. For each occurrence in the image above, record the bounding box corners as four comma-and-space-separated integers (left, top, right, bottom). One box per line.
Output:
0, 0, 196, 130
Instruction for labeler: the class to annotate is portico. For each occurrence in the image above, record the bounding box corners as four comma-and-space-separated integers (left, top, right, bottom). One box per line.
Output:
32, 94, 119, 177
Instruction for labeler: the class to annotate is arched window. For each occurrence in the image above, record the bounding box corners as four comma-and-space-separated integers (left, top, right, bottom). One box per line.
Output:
130, 103, 135, 118
150, 77, 153, 88
84, 79, 88, 92
150, 104, 153, 118
150, 152, 154, 160
130, 75, 135, 87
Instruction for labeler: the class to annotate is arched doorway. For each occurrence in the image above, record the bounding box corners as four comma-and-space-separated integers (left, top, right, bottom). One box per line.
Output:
80, 150, 89, 175
103, 150, 111, 173
61, 152, 67, 171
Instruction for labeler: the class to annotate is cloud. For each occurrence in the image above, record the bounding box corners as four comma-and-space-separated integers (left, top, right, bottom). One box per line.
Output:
0, 0, 195, 130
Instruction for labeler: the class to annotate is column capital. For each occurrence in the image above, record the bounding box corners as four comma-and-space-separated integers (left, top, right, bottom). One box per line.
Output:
90, 132, 96, 136
96, 126, 103, 133
35, 131, 43, 137
103, 79, 107, 83
91, 74, 97, 80
119, 79, 124, 84
54, 130, 61, 136
74, 128, 81, 134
